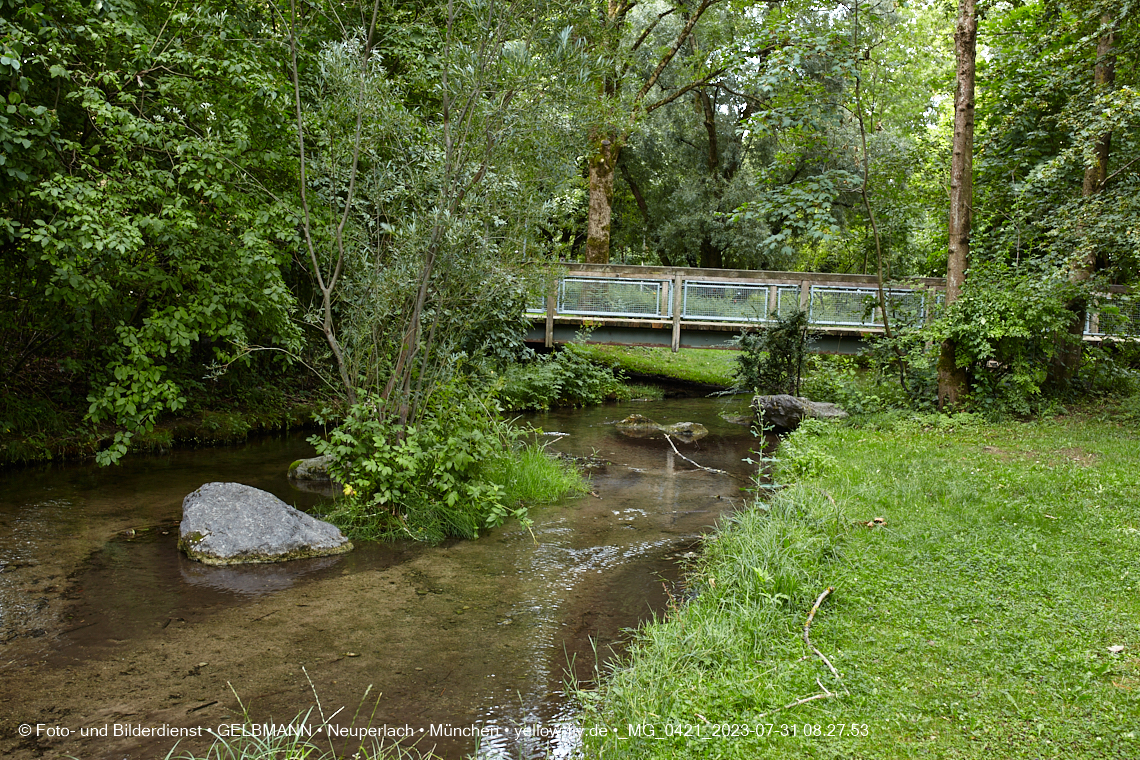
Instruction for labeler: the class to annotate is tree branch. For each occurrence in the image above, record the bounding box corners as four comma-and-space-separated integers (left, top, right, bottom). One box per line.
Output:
629, 8, 675, 55
645, 69, 726, 113
803, 586, 840, 679
636, 0, 721, 102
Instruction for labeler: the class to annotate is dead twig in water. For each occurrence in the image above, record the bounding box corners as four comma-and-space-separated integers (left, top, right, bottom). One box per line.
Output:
662, 434, 749, 482
804, 586, 840, 679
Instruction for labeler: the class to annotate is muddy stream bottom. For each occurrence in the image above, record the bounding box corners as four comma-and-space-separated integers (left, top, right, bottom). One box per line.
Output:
0, 398, 759, 759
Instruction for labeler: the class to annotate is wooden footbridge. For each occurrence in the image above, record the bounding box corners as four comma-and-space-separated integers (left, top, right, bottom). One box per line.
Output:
524, 264, 1135, 354
525, 264, 944, 354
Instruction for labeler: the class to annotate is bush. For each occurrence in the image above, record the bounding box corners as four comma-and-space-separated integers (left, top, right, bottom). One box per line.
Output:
733, 310, 812, 395
497, 343, 629, 411
313, 383, 585, 543
923, 261, 1077, 415
800, 354, 908, 415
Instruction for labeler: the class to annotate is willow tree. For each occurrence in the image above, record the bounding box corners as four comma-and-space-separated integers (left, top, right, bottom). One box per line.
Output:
582, 0, 728, 264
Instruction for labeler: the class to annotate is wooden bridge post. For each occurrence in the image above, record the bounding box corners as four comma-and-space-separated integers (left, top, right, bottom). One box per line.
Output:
544, 280, 557, 348
671, 274, 684, 352
799, 279, 812, 317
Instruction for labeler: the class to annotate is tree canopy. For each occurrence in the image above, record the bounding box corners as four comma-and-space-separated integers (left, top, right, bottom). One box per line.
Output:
2, 0, 1139, 456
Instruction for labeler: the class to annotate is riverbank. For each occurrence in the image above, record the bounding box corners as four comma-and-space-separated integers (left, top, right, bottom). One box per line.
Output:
1, 345, 742, 468
580, 404, 1140, 758
569, 345, 737, 388
0, 377, 331, 468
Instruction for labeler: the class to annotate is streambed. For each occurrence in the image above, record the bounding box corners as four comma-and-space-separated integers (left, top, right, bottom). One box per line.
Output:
0, 398, 759, 759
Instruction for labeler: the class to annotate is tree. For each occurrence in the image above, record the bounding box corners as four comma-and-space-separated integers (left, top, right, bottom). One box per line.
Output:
937, 0, 976, 408
1054, 6, 1119, 382
581, 0, 728, 264
1, 0, 304, 462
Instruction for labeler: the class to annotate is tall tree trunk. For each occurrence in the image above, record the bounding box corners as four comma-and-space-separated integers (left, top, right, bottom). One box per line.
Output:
699, 237, 723, 268
586, 136, 622, 264
1053, 11, 1117, 383
937, 0, 977, 409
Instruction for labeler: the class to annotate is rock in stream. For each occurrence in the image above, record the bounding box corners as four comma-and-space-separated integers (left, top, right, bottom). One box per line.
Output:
751, 394, 847, 431
179, 482, 352, 566
615, 414, 708, 441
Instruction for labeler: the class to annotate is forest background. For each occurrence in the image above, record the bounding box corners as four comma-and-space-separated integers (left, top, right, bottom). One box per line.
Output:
2, 0, 1138, 512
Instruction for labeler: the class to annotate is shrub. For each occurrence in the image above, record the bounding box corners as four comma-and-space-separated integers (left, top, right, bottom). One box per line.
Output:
733, 309, 812, 395
497, 343, 629, 411
313, 382, 584, 543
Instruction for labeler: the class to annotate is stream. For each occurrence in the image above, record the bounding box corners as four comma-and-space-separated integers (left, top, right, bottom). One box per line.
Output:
0, 397, 759, 759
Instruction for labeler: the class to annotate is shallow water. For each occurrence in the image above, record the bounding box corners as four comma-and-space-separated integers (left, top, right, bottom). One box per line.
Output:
0, 398, 759, 759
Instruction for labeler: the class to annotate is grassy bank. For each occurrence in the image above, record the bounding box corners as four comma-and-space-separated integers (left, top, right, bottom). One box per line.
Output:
580, 408, 1140, 758
569, 344, 737, 387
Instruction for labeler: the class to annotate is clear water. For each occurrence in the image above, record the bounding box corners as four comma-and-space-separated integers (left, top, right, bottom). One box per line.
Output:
0, 397, 760, 759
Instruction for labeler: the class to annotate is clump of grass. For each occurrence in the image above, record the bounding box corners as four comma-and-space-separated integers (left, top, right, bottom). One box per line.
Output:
491, 442, 587, 507
624, 383, 666, 401
166, 677, 435, 760
580, 412, 1140, 758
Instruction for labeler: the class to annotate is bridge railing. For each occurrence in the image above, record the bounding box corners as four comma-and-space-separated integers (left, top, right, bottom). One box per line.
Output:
527, 264, 1135, 349
527, 267, 943, 328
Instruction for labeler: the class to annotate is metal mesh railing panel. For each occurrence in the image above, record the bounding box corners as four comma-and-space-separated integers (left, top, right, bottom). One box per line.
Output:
809, 286, 883, 326
809, 286, 926, 327
776, 286, 803, 319
1088, 299, 1140, 336
884, 290, 927, 328
557, 277, 671, 318
682, 282, 771, 322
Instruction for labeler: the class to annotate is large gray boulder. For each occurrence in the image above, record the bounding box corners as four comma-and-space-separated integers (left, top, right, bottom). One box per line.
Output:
752, 394, 847, 431
179, 482, 352, 566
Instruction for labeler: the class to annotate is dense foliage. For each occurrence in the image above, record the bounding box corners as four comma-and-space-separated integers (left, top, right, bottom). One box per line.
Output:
1, 0, 303, 462
1, 0, 1138, 487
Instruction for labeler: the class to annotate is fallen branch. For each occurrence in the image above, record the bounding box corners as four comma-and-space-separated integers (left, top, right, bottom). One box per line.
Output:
804, 586, 840, 679
663, 434, 748, 482
755, 679, 835, 719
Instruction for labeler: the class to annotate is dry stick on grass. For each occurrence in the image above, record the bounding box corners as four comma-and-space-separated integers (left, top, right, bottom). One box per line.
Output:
755, 589, 843, 719
804, 586, 840, 679
662, 434, 749, 483
755, 680, 835, 719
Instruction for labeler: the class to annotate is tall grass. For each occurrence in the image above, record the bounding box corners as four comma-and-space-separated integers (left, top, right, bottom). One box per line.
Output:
165, 678, 438, 760
491, 441, 587, 507
579, 410, 1140, 758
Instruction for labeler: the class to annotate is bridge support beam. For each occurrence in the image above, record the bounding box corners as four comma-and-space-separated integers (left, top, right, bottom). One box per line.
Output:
670, 274, 684, 352
544, 282, 556, 348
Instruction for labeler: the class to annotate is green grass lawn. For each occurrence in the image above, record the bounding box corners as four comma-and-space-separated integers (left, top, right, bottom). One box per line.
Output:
580, 410, 1140, 759
569, 344, 738, 387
